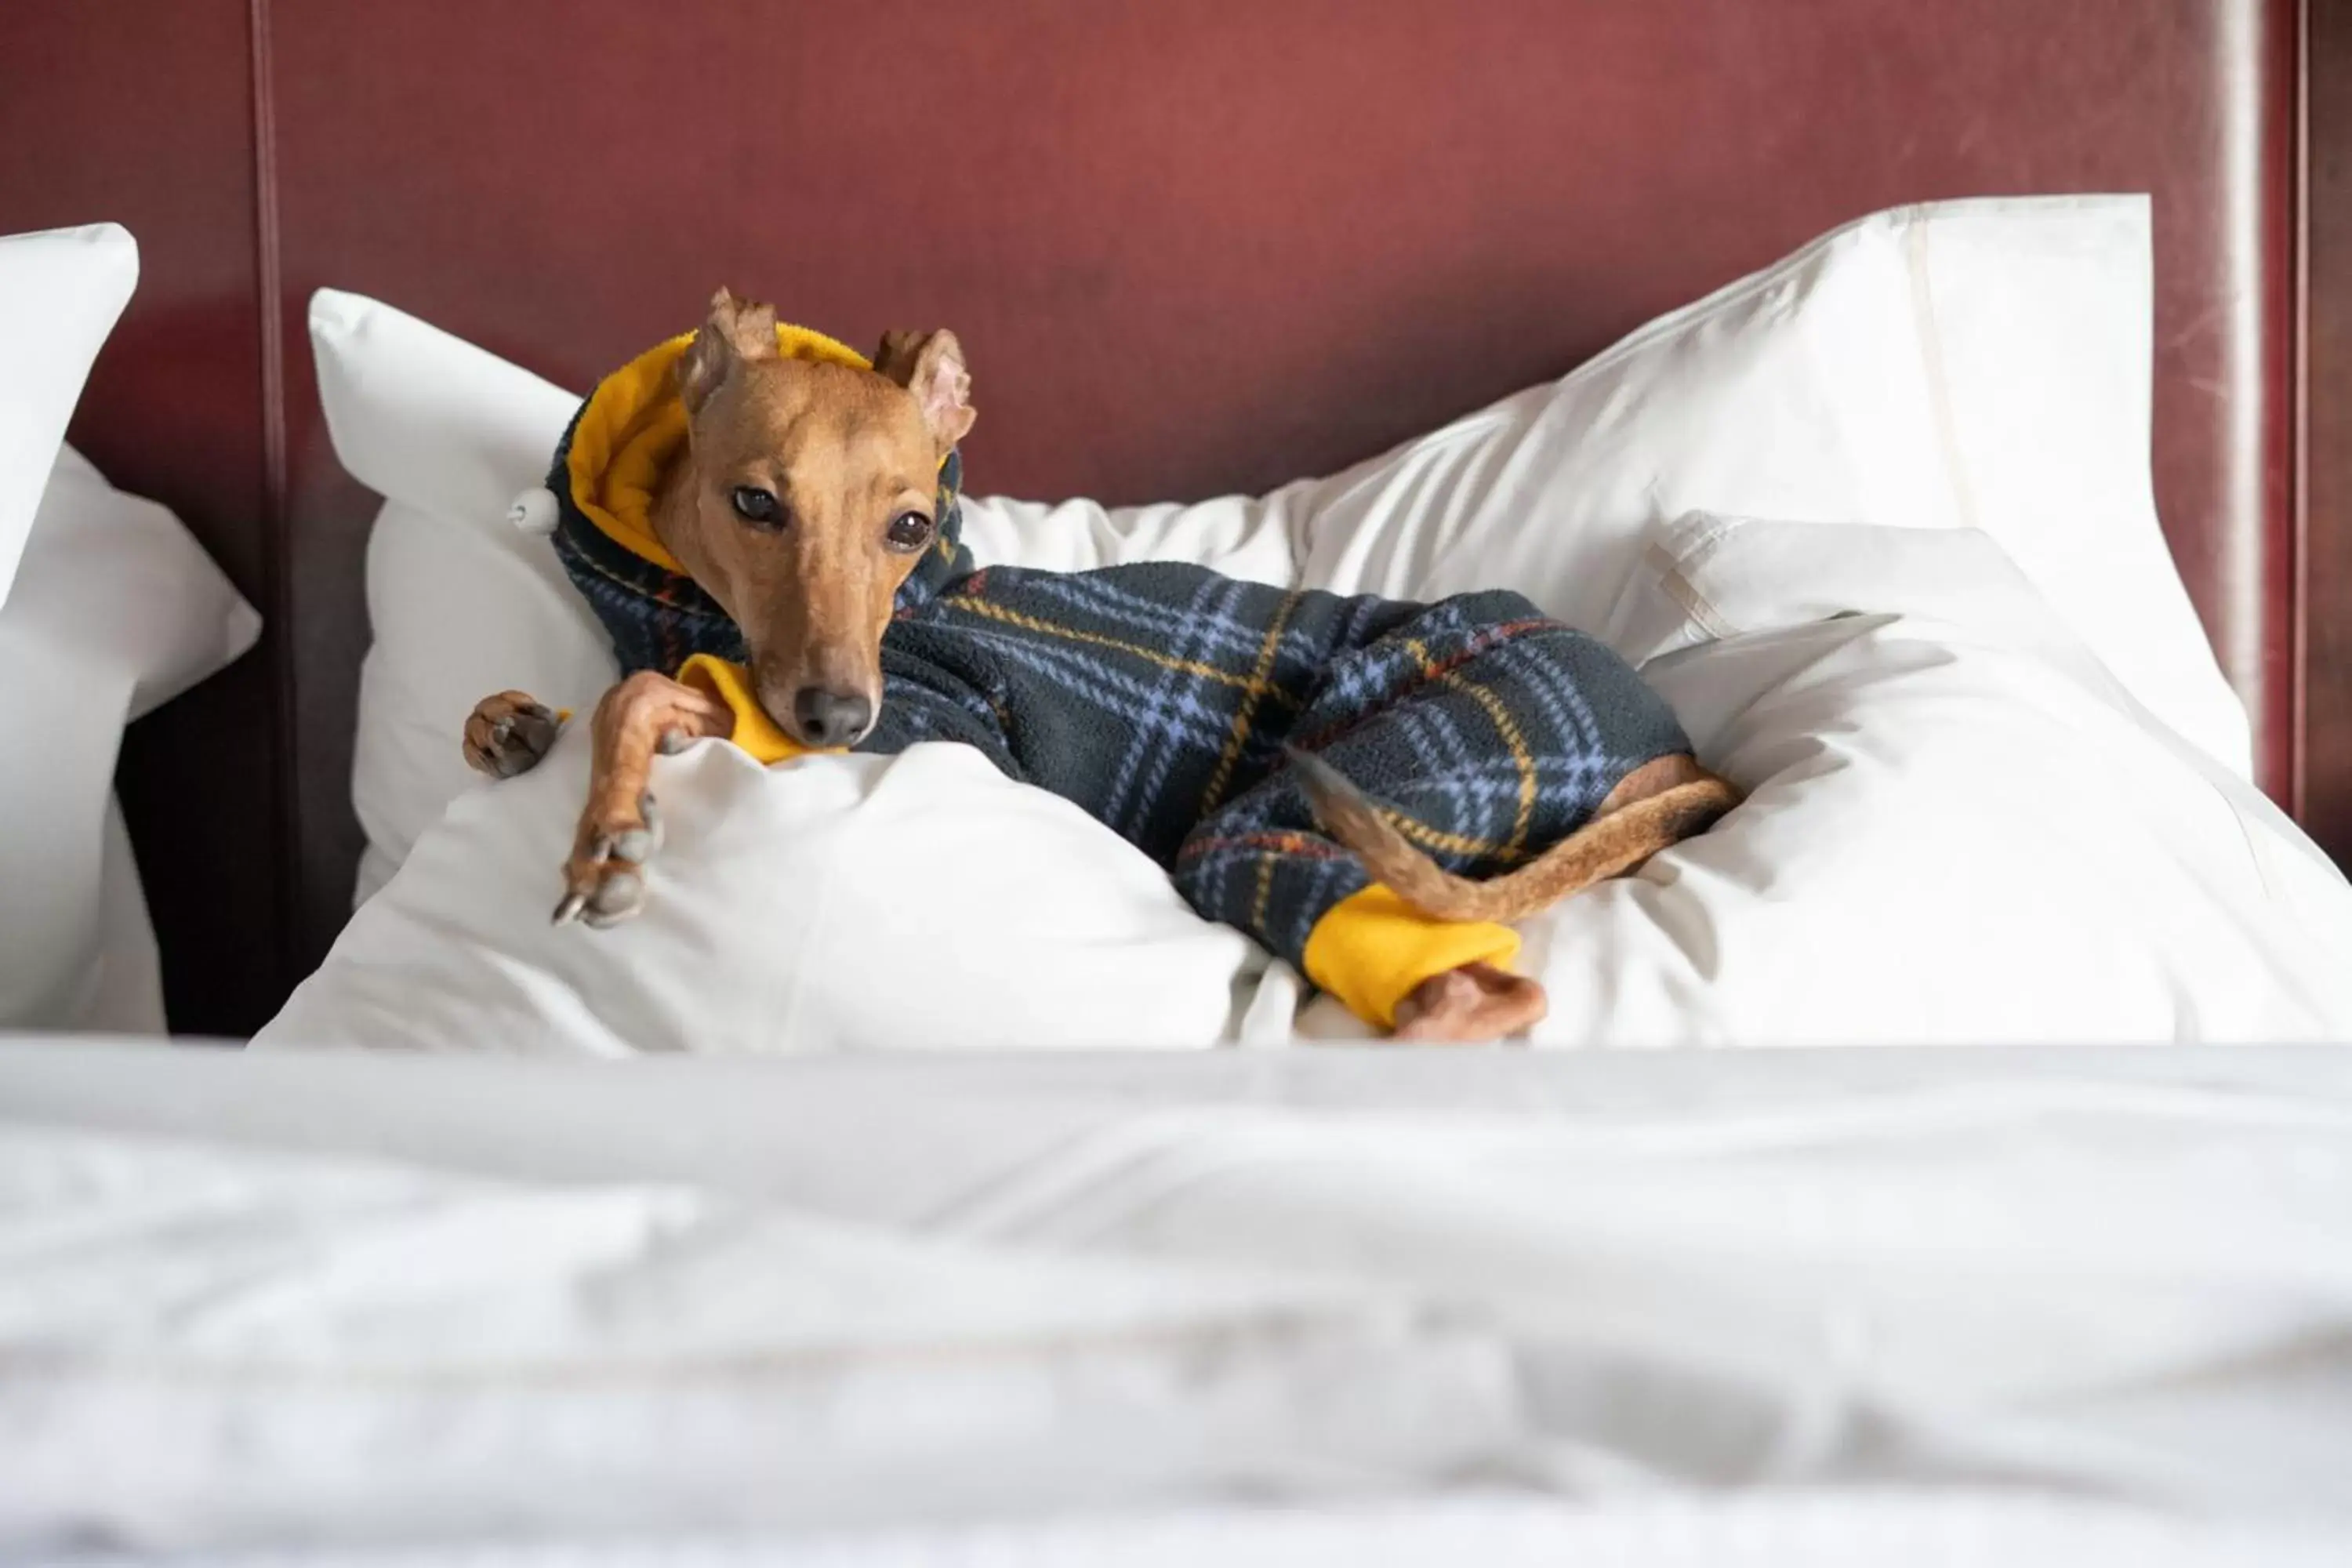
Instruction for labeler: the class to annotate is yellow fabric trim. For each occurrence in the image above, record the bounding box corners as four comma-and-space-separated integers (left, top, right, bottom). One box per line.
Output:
565, 322, 875, 572
1301, 885, 1520, 1030
676, 654, 850, 765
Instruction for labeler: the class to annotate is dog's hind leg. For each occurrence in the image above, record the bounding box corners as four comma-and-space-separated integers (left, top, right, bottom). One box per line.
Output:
1170, 592, 1721, 1041
553, 671, 735, 928
463, 691, 564, 779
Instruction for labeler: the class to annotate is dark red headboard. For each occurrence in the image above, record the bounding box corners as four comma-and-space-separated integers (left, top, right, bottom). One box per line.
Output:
1, 0, 2339, 1034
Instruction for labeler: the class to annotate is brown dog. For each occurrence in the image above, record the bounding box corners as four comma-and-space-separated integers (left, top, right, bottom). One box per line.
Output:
466, 290, 1736, 1041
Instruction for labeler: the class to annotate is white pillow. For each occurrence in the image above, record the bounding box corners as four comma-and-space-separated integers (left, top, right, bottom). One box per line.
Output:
1, 446, 261, 1031
350, 497, 615, 902
12, 447, 263, 720
307, 292, 604, 901
256, 739, 1254, 1054
314, 195, 2246, 904
0, 224, 138, 607
1287, 195, 2248, 779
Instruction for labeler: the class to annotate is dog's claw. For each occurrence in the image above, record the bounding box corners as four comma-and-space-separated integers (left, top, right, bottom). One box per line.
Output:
582, 870, 644, 927
557, 791, 662, 930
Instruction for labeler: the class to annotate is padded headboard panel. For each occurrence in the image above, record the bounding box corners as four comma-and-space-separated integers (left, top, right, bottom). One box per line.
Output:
0, 0, 2332, 1033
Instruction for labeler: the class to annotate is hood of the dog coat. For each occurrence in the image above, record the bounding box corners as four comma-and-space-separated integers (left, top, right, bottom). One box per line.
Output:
541, 322, 971, 683
558, 321, 881, 575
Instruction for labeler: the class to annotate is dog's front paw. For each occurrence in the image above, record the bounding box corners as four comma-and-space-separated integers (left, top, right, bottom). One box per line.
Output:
464, 691, 563, 779
552, 793, 664, 928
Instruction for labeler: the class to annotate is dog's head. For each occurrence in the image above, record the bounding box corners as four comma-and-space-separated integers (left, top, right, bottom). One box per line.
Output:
664, 287, 975, 747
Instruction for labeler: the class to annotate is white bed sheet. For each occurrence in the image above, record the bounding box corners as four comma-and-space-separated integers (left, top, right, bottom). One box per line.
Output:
5, 1039, 2350, 1562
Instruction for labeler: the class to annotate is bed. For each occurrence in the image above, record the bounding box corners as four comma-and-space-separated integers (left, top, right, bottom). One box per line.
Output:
5, 0, 2352, 1559
1, 0, 2343, 1035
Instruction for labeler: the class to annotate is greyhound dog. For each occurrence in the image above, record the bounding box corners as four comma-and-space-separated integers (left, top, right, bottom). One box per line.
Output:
464, 290, 1737, 1040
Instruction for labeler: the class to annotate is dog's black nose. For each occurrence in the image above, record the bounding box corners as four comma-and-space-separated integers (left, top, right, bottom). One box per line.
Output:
792, 687, 873, 746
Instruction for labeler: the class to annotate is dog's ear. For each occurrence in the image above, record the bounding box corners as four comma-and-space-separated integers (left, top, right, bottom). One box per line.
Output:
680, 287, 780, 414
874, 328, 976, 452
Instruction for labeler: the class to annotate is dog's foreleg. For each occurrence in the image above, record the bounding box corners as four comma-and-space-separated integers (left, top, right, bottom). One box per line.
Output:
463, 691, 564, 779
553, 671, 735, 927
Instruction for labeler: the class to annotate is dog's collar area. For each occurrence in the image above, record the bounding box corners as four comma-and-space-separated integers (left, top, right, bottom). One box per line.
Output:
675, 654, 833, 764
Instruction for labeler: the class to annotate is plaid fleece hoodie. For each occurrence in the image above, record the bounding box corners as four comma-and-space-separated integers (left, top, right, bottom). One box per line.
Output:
549, 327, 1693, 1026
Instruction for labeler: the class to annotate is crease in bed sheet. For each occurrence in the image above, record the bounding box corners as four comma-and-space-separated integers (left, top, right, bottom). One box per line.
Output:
28, 1492, 2346, 1568
912, 1075, 2352, 1243
0, 1120, 1427, 1372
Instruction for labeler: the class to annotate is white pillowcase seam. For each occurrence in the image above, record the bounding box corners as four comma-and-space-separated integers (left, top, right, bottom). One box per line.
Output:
1902, 218, 1984, 538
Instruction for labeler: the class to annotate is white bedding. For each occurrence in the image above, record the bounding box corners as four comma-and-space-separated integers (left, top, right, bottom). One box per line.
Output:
257, 511, 2352, 1051
5, 1040, 2350, 1563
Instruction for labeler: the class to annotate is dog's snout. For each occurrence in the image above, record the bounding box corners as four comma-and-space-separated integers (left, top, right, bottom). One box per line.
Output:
792, 687, 873, 747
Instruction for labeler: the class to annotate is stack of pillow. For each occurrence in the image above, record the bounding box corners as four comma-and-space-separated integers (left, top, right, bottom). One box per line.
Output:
0, 223, 260, 1032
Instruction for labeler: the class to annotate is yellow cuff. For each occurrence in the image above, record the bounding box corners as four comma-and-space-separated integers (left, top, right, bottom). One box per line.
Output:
1301, 885, 1522, 1029
675, 654, 829, 765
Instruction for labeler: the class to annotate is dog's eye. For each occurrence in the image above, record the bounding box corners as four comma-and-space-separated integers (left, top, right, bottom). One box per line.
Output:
731, 487, 782, 528
885, 510, 935, 551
